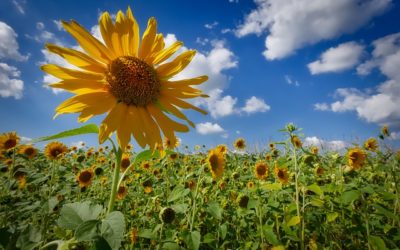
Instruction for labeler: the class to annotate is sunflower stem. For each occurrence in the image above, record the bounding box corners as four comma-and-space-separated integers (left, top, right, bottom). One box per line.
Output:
107, 145, 122, 214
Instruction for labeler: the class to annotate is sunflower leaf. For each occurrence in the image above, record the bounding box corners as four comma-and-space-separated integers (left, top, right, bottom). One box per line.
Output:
32, 124, 99, 143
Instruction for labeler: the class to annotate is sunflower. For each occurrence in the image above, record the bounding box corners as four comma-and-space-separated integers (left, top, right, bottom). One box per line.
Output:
140, 161, 151, 170
207, 148, 225, 179
41, 7, 208, 151
269, 143, 275, 149
120, 153, 131, 171
142, 179, 153, 193
347, 148, 366, 170
76, 168, 94, 187
45, 141, 68, 160
247, 181, 255, 189
382, 125, 389, 137
274, 166, 289, 184
125, 143, 133, 152
310, 146, 319, 155
0, 132, 20, 151
129, 228, 138, 244
234, 138, 246, 150
117, 185, 128, 200
216, 144, 228, 155
291, 135, 302, 148
254, 162, 268, 180
18, 176, 27, 189
265, 154, 272, 161
364, 138, 378, 152
163, 137, 179, 150
19, 145, 38, 159
315, 166, 324, 176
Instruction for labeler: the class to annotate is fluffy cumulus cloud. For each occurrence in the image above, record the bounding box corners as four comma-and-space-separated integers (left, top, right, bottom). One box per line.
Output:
308, 42, 364, 74
235, 0, 390, 60
241, 96, 270, 114
0, 63, 23, 99
315, 33, 400, 127
0, 21, 28, 61
196, 122, 225, 135
304, 136, 348, 151
313, 102, 329, 111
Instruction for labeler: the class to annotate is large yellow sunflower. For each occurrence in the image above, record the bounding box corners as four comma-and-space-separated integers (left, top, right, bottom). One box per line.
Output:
347, 148, 366, 170
41, 7, 208, 150
207, 148, 225, 179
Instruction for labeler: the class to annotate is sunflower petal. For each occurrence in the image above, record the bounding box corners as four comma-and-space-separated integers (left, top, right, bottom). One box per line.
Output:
145, 33, 165, 64
55, 91, 111, 117
148, 104, 189, 133
156, 50, 196, 79
127, 106, 147, 148
161, 75, 208, 86
99, 12, 116, 52
41, 64, 104, 81
139, 17, 157, 59
137, 107, 162, 150
78, 96, 116, 122
49, 79, 107, 94
151, 41, 182, 65
46, 44, 106, 73
163, 94, 208, 115
99, 103, 127, 144
62, 20, 115, 63
126, 7, 140, 56
157, 98, 195, 128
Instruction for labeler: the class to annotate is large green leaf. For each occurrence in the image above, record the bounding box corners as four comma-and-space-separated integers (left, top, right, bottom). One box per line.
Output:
341, 190, 360, 205
75, 220, 100, 242
168, 185, 190, 203
33, 124, 99, 142
369, 235, 388, 250
101, 211, 125, 250
206, 202, 222, 220
58, 202, 103, 230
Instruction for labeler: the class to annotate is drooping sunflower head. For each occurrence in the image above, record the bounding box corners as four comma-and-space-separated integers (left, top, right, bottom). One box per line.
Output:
216, 144, 228, 155
76, 168, 94, 187
347, 148, 366, 170
291, 135, 302, 148
44, 141, 68, 160
364, 137, 378, 152
234, 138, 246, 150
382, 125, 389, 137
0, 132, 20, 151
42, 7, 208, 151
19, 145, 38, 159
207, 148, 225, 179
254, 162, 268, 180
117, 185, 128, 200
120, 153, 131, 171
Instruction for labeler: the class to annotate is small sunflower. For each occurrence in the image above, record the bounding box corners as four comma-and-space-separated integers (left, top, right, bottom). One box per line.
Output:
255, 162, 268, 180
269, 143, 275, 149
117, 185, 128, 200
274, 166, 289, 184
18, 176, 27, 189
207, 148, 225, 179
291, 135, 302, 148
142, 179, 153, 193
364, 137, 378, 152
265, 154, 272, 161
0, 132, 20, 151
315, 166, 325, 176
347, 148, 366, 170
382, 125, 389, 137
42, 7, 208, 151
163, 137, 179, 150
234, 138, 246, 150
140, 161, 151, 170
247, 181, 255, 189
311, 146, 319, 155
216, 144, 228, 155
125, 143, 133, 152
169, 153, 179, 161
19, 145, 38, 159
129, 228, 138, 244
76, 168, 94, 187
45, 141, 68, 160
120, 153, 131, 171
237, 194, 249, 209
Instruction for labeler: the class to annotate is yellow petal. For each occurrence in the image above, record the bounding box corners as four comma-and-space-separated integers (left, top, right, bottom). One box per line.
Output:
62, 20, 115, 63
49, 79, 107, 94
116, 108, 131, 150
151, 41, 182, 65
99, 12, 116, 52
111, 11, 125, 56
148, 104, 189, 133
137, 107, 162, 150
162, 94, 208, 115
41, 64, 104, 81
145, 33, 165, 64
156, 50, 196, 79
126, 7, 140, 56
55, 91, 111, 116
45, 44, 106, 73
157, 98, 195, 128
161, 75, 208, 86
139, 17, 157, 59
78, 96, 116, 122
161, 89, 206, 99
127, 106, 147, 148
99, 102, 127, 144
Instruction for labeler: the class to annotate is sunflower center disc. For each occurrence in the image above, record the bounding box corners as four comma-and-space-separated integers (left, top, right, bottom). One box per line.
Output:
107, 56, 161, 106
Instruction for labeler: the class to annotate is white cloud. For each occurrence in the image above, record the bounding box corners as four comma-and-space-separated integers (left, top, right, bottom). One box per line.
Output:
229, 0, 239, 3
202, 89, 238, 118
308, 42, 364, 74
221, 29, 233, 34
196, 122, 225, 135
0, 21, 28, 61
53, 20, 63, 31
241, 96, 270, 114
20, 136, 32, 143
26, 22, 60, 44
284, 75, 299, 86
204, 21, 219, 30
0, 62, 24, 99
313, 102, 329, 111
388, 132, 400, 140
12, 0, 25, 14
304, 136, 348, 151
235, 0, 391, 60
70, 141, 85, 149
318, 33, 400, 127
196, 37, 210, 46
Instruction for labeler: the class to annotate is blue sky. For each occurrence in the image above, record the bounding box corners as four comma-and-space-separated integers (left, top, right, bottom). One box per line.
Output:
0, 0, 399, 151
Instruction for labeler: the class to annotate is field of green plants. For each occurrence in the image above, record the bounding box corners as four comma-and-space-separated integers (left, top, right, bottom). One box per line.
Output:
1, 124, 399, 250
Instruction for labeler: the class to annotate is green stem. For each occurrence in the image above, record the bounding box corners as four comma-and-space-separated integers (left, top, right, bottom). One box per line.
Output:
190, 171, 204, 232
107, 145, 122, 214
292, 136, 303, 250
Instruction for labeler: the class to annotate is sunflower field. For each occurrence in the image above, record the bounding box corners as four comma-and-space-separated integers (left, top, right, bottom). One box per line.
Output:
1, 124, 400, 250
